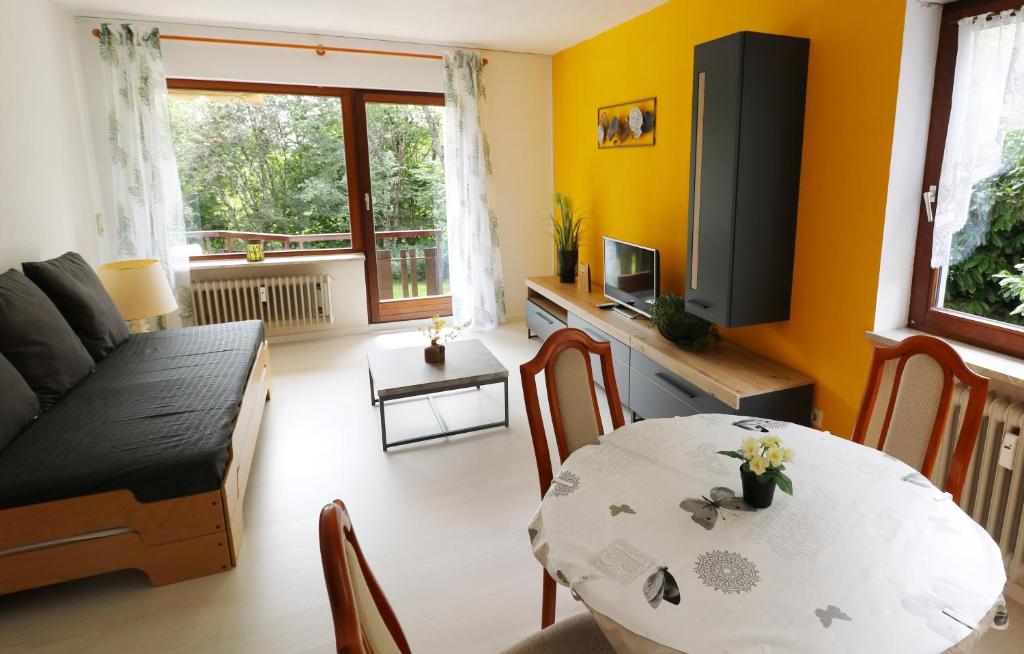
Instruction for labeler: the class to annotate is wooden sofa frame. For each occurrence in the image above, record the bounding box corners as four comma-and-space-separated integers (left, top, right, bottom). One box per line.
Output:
0, 341, 272, 595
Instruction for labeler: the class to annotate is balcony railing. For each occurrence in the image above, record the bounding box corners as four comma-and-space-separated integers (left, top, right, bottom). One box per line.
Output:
186, 229, 448, 301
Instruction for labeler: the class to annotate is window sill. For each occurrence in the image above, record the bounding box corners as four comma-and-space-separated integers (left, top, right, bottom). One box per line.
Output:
867, 327, 1024, 390
189, 252, 365, 271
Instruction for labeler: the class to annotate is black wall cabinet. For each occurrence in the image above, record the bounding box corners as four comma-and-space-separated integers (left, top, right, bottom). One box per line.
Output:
685, 31, 809, 327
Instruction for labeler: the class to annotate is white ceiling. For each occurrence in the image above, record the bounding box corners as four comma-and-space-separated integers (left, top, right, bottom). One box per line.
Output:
58, 0, 670, 55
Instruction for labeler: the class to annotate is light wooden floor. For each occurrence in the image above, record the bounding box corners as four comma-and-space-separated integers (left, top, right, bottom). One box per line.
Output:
0, 321, 1020, 653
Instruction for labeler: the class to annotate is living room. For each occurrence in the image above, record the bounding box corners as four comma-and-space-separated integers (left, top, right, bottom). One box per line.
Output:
1, 0, 1022, 652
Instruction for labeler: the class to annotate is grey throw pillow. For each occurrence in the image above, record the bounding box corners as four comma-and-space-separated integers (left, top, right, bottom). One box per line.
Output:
23, 252, 130, 361
0, 353, 39, 450
0, 270, 94, 410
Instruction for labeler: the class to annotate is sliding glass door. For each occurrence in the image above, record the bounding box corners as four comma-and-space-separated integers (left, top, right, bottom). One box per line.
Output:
358, 91, 451, 322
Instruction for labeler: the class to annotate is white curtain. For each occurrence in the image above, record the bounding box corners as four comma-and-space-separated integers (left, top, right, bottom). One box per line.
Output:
443, 50, 506, 329
97, 24, 192, 326
932, 9, 1024, 268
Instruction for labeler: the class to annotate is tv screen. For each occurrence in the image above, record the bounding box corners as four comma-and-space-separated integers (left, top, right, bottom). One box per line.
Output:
603, 237, 659, 316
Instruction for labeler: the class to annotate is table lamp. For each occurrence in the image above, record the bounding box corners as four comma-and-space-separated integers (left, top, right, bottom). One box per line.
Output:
98, 259, 178, 333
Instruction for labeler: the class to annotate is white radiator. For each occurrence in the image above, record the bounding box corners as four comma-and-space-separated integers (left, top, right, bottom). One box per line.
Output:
191, 275, 334, 335
931, 386, 1024, 584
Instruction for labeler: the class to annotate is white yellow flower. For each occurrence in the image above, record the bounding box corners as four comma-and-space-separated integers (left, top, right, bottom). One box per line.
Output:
749, 455, 768, 476
741, 437, 759, 459
767, 446, 784, 467
762, 434, 781, 448
782, 447, 795, 462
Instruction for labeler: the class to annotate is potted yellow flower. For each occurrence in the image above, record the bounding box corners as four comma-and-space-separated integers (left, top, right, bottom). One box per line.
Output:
718, 435, 794, 508
419, 315, 465, 364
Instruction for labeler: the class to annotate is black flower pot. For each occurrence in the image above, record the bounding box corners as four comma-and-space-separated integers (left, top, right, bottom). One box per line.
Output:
740, 467, 776, 508
557, 250, 578, 283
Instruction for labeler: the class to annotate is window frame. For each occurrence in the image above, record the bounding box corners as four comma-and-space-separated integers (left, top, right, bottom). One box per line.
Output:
166, 78, 367, 260
908, 0, 1024, 358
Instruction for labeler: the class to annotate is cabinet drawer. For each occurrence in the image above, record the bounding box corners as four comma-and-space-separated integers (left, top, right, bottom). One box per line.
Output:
630, 350, 734, 415
567, 313, 629, 362
526, 299, 565, 341
592, 355, 630, 410
629, 367, 699, 419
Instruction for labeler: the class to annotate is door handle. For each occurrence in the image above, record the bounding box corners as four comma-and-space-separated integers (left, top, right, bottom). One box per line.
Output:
655, 372, 698, 399
690, 70, 706, 291
923, 185, 937, 223
687, 299, 711, 310
364, 192, 372, 212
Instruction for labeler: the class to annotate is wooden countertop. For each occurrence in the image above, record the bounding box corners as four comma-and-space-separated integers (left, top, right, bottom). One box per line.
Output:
526, 276, 813, 409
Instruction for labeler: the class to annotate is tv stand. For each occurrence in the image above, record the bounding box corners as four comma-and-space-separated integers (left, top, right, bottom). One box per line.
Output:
525, 276, 814, 425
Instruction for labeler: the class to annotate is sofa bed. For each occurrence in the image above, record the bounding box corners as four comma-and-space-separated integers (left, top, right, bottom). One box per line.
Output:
0, 253, 271, 594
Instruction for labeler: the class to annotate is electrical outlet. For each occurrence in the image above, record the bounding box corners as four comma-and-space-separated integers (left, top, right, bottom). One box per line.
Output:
811, 407, 823, 428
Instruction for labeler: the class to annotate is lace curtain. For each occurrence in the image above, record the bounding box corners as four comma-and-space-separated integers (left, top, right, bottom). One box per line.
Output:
442, 50, 506, 329
97, 24, 191, 326
932, 9, 1024, 268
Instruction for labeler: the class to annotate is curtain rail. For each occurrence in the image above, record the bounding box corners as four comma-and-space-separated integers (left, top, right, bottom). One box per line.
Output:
90, 28, 487, 64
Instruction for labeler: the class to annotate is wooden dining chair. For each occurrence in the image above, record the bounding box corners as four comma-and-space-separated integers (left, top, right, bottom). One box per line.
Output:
520, 327, 625, 628
851, 334, 988, 503
318, 500, 614, 654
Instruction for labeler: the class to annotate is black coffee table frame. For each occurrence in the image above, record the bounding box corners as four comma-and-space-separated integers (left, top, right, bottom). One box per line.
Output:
369, 373, 509, 451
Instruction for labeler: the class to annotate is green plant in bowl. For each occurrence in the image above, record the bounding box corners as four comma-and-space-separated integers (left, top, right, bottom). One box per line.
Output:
648, 292, 721, 352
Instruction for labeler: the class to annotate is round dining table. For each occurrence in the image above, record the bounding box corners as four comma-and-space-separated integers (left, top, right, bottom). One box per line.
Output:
528, 415, 1006, 654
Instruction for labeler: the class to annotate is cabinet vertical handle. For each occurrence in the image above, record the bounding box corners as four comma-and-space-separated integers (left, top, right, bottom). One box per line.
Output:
690, 71, 706, 291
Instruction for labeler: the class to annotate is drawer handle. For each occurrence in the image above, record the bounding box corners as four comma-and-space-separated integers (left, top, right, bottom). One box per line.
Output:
654, 372, 698, 399
687, 299, 711, 310
535, 310, 554, 325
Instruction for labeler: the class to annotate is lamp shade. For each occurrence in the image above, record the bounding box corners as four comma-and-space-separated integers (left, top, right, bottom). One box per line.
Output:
97, 259, 178, 321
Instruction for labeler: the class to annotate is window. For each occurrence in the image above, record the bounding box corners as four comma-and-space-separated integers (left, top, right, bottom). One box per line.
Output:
168, 83, 358, 254
909, 0, 1024, 357
166, 80, 450, 322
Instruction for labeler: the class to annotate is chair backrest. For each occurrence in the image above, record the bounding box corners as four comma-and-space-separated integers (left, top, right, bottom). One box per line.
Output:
852, 334, 988, 503
319, 500, 411, 654
520, 327, 625, 495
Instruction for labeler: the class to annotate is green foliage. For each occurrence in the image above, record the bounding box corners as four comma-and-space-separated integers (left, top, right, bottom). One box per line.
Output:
168, 94, 446, 262
994, 263, 1024, 316
648, 292, 720, 352
550, 192, 584, 252
943, 132, 1024, 326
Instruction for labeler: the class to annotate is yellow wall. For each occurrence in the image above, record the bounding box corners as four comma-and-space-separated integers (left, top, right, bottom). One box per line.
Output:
553, 0, 906, 437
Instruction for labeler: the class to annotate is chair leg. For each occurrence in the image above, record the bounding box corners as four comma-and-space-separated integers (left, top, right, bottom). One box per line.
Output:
542, 570, 556, 629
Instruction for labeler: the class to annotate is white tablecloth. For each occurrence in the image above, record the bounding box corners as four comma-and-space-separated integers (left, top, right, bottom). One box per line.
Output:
529, 415, 1006, 654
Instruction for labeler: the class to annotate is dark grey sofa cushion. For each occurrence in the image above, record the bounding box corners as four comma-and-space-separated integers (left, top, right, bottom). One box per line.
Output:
23, 252, 129, 362
0, 270, 94, 410
0, 353, 39, 451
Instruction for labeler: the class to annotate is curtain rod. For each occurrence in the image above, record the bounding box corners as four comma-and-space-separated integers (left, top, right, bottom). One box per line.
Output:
90, 28, 487, 64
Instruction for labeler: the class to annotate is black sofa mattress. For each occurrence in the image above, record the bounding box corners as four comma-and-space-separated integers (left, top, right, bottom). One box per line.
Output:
0, 321, 264, 510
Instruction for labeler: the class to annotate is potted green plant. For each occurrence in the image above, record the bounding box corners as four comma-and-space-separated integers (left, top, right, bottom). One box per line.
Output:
648, 292, 721, 352
718, 435, 794, 508
550, 192, 585, 283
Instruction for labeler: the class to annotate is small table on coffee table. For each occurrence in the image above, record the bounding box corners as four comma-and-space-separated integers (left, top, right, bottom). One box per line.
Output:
367, 339, 509, 451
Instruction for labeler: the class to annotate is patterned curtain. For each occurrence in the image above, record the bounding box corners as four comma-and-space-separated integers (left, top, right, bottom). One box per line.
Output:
97, 24, 191, 326
443, 50, 505, 329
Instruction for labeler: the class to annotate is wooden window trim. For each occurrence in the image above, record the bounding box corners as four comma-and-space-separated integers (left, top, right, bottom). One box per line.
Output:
166, 78, 364, 260
908, 0, 1024, 358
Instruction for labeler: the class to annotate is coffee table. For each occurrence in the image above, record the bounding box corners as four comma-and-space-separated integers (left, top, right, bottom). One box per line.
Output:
367, 339, 509, 451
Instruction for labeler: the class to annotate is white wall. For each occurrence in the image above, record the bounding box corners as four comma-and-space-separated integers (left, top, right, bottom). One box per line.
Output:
0, 0, 100, 271
73, 18, 553, 328
873, 1, 942, 332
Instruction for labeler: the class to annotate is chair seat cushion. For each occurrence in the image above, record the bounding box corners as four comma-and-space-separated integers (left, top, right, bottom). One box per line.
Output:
0, 270, 94, 410
500, 612, 615, 654
22, 252, 130, 361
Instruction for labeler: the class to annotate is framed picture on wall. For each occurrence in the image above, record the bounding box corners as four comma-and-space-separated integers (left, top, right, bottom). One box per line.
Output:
597, 97, 656, 149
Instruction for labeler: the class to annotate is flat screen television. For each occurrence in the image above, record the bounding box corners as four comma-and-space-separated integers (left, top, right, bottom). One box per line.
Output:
603, 237, 659, 317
